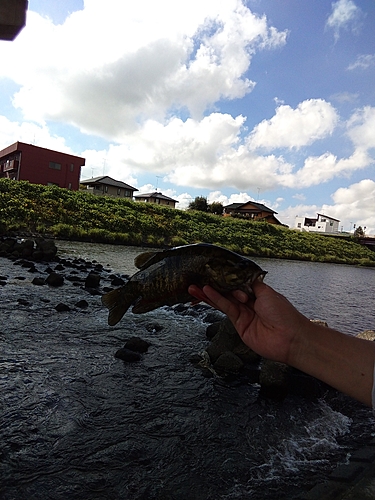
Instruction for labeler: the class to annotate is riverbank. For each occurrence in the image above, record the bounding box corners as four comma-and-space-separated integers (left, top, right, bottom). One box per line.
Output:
1, 178, 374, 266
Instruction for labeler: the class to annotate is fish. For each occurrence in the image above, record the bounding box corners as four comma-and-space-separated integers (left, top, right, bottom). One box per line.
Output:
101, 243, 267, 326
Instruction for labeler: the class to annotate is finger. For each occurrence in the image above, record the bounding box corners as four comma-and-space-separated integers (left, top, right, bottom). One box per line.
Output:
188, 285, 217, 309
231, 290, 250, 303
201, 285, 241, 319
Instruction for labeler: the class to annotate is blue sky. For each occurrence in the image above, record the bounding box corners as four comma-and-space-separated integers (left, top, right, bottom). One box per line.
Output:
0, 0, 374, 232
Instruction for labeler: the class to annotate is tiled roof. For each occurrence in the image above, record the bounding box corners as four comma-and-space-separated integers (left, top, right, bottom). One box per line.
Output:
80, 176, 138, 191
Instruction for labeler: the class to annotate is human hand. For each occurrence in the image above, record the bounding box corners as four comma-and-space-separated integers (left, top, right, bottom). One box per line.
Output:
188, 280, 310, 365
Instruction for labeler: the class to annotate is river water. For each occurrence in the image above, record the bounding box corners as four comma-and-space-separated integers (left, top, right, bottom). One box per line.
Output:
1, 240, 375, 499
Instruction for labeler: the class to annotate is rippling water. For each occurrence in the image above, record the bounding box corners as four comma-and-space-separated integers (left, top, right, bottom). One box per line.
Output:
1, 241, 374, 499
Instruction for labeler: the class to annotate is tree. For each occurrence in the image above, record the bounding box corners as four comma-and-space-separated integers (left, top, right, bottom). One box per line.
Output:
208, 201, 224, 215
188, 196, 208, 212
354, 226, 364, 238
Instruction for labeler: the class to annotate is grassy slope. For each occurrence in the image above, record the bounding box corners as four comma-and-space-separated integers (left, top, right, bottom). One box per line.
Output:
1, 178, 374, 266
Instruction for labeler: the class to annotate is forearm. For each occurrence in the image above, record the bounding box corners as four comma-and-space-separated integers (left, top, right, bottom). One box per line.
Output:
289, 323, 375, 407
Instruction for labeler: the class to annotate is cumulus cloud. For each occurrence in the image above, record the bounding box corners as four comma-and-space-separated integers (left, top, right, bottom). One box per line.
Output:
278, 179, 375, 234
247, 99, 339, 151
322, 179, 375, 233
2, 1, 287, 138
326, 0, 362, 40
346, 106, 375, 151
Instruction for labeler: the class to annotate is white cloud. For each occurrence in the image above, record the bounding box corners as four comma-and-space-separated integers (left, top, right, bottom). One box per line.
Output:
247, 99, 339, 151
0, 116, 73, 154
346, 106, 375, 151
323, 179, 375, 234
347, 54, 375, 70
279, 179, 375, 234
326, 0, 362, 40
1, 1, 287, 139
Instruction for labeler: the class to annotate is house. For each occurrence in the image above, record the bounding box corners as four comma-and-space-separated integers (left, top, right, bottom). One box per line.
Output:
0, 0, 28, 41
295, 214, 340, 233
80, 176, 138, 198
134, 192, 179, 209
0, 142, 85, 190
223, 201, 283, 225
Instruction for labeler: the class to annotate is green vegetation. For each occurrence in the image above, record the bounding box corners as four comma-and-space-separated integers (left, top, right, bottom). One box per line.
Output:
1, 178, 374, 266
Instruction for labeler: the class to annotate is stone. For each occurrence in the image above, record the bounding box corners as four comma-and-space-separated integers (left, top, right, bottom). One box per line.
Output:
55, 303, 70, 312
259, 360, 292, 400
124, 337, 151, 353
213, 351, 244, 375
75, 299, 89, 309
111, 276, 125, 286
32, 277, 45, 286
85, 272, 101, 289
114, 348, 141, 362
46, 272, 64, 287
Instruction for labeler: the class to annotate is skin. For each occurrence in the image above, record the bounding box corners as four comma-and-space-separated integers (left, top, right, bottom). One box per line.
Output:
188, 280, 375, 407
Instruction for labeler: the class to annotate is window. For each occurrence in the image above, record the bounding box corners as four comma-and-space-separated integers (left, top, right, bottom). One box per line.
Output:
117, 188, 121, 195
49, 161, 61, 170
68, 183, 72, 189
70, 164, 74, 172
47, 182, 59, 186
297, 223, 301, 228
124, 190, 130, 197
320, 218, 326, 222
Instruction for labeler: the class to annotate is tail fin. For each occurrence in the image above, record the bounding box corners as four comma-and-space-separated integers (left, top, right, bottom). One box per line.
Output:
101, 287, 135, 326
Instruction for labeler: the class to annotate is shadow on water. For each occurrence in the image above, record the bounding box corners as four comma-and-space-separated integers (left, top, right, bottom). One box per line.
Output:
1, 242, 374, 499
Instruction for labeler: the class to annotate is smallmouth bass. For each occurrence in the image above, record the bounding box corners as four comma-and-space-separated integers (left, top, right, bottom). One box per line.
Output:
102, 243, 267, 326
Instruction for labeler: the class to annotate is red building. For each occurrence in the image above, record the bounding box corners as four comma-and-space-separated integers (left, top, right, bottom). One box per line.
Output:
0, 142, 85, 191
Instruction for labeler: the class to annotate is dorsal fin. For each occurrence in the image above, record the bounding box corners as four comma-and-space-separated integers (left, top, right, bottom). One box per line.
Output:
134, 251, 160, 269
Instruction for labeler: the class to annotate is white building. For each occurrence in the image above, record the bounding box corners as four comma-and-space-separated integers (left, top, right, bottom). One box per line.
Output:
295, 213, 340, 233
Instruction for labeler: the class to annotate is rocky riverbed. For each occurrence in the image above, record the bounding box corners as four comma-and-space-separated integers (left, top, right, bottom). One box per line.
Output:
1, 236, 375, 500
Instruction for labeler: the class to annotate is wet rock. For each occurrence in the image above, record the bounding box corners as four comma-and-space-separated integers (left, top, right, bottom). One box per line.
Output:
46, 272, 64, 287
34, 239, 57, 261
259, 360, 292, 401
205, 318, 248, 363
124, 337, 151, 353
55, 303, 70, 312
32, 277, 45, 286
114, 348, 141, 362
206, 321, 222, 340
111, 276, 125, 286
54, 264, 65, 271
0, 280, 6, 286
66, 275, 82, 283
75, 299, 89, 309
85, 272, 101, 289
17, 298, 31, 306
214, 351, 244, 375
